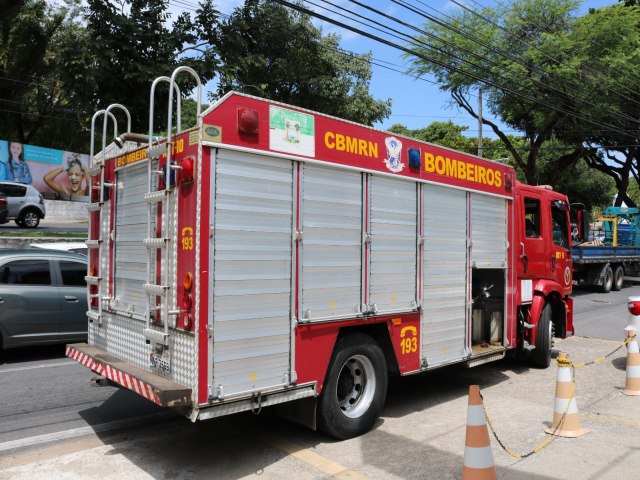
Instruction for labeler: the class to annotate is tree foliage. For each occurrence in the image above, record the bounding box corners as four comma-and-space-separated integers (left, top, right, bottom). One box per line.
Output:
0, 0, 86, 150
404, 0, 639, 194
77, 0, 219, 139
212, 0, 390, 125
551, 3, 640, 206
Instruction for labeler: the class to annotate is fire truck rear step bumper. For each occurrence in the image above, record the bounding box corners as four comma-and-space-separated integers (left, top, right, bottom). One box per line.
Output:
66, 343, 192, 408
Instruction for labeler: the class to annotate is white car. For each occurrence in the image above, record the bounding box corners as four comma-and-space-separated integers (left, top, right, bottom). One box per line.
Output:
31, 242, 87, 256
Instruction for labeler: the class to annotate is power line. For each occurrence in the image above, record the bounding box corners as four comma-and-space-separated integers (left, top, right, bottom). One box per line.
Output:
440, 0, 640, 119
385, 0, 640, 123
276, 0, 638, 140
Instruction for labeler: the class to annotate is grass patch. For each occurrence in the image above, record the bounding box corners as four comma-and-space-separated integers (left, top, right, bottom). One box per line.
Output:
0, 231, 87, 238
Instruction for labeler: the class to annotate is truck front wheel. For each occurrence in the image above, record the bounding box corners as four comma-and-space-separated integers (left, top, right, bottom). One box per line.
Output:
612, 266, 624, 291
317, 333, 387, 439
601, 265, 613, 293
530, 302, 554, 368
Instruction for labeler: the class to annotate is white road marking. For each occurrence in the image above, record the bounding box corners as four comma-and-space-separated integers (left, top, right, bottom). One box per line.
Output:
0, 413, 173, 453
0, 361, 76, 374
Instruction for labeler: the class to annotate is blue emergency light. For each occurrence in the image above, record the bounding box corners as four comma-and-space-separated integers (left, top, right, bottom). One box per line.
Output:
408, 148, 421, 169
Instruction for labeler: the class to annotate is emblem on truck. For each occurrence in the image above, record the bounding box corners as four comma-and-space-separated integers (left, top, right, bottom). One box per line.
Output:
384, 136, 404, 173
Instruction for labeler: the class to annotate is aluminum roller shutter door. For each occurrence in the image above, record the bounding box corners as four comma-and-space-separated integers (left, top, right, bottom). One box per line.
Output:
369, 176, 417, 314
114, 163, 157, 315
212, 150, 293, 397
300, 165, 362, 320
422, 185, 468, 367
471, 193, 508, 268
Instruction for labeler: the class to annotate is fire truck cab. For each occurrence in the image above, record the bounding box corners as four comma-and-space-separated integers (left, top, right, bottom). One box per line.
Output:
67, 68, 573, 439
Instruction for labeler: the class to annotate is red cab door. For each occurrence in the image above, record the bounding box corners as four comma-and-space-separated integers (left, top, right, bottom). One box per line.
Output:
518, 190, 547, 279
546, 197, 572, 294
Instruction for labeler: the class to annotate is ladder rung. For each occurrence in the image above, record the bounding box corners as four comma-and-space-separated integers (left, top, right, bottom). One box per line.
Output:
87, 202, 103, 212
89, 165, 103, 177
147, 143, 168, 159
86, 240, 101, 248
85, 276, 101, 285
143, 238, 167, 248
145, 191, 166, 203
143, 283, 168, 295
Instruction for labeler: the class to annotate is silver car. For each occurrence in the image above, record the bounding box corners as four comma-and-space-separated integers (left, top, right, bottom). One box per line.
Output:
0, 248, 87, 350
0, 181, 46, 228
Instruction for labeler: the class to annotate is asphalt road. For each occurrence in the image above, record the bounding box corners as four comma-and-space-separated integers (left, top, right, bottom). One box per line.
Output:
1, 285, 639, 479
572, 279, 640, 340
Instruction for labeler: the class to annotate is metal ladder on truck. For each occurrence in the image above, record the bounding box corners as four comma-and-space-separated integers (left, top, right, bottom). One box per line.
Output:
86, 105, 131, 325
142, 67, 202, 359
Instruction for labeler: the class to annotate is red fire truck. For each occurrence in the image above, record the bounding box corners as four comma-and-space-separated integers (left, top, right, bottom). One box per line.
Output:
67, 68, 574, 439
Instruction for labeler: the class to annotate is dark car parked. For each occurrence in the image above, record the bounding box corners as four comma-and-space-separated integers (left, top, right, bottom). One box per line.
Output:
0, 248, 87, 351
0, 193, 7, 224
0, 181, 46, 228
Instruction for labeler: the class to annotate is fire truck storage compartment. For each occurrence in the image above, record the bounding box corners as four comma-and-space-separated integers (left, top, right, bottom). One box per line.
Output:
469, 192, 507, 352
300, 164, 363, 321
368, 175, 418, 315
114, 161, 158, 316
211, 149, 294, 398
422, 184, 468, 368
471, 269, 505, 347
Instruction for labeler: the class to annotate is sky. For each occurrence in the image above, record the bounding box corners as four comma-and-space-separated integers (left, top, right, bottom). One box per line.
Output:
173, 0, 620, 138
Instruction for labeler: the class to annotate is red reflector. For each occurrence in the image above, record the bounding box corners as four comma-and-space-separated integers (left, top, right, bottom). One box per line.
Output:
504, 172, 514, 191
182, 292, 193, 310
180, 156, 194, 184
238, 108, 259, 135
629, 301, 640, 316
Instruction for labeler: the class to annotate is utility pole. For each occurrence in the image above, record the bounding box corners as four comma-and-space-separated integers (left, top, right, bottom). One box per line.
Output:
477, 88, 483, 158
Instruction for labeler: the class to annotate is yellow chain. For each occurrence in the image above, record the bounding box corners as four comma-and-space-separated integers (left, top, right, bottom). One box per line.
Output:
483, 365, 575, 459
572, 334, 634, 368
481, 334, 633, 459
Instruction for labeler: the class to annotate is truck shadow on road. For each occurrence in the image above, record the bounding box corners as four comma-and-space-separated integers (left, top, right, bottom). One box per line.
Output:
0, 344, 68, 366
74, 357, 564, 480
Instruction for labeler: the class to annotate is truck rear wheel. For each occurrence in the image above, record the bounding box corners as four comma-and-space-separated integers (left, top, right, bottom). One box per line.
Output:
317, 333, 387, 439
612, 266, 624, 291
530, 302, 554, 368
601, 265, 613, 293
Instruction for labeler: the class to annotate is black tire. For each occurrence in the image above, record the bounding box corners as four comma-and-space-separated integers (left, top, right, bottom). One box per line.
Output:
612, 265, 624, 291
18, 209, 40, 228
530, 302, 554, 368
317, 333, 387, 439
14, 219, 23, 227
601, 265, 613, 293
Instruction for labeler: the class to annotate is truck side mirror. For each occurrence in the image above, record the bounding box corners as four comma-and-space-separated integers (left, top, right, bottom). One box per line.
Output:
570, 203, 590, 242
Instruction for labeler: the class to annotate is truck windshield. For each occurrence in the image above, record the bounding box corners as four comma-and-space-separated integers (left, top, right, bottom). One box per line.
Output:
551, 201, 569, 248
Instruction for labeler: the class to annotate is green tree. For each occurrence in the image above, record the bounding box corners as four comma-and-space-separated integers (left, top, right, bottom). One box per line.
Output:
388, 121, 475, 153
0, 0, 87, 150
212, 0, 390, 125
76, 0, 219, 142
550, 4, 640, 206
405, 0, 602, 185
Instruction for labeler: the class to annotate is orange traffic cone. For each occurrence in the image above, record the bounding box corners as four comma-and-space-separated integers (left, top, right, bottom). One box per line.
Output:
462, 385, 497, 480
544, 352, 589, 437
622, 330, 640, 396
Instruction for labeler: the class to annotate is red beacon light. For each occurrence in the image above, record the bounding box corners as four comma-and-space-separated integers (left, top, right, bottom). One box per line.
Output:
238, 107, 259, 135
628, 298, 640, 316
179, 156, 194, 184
